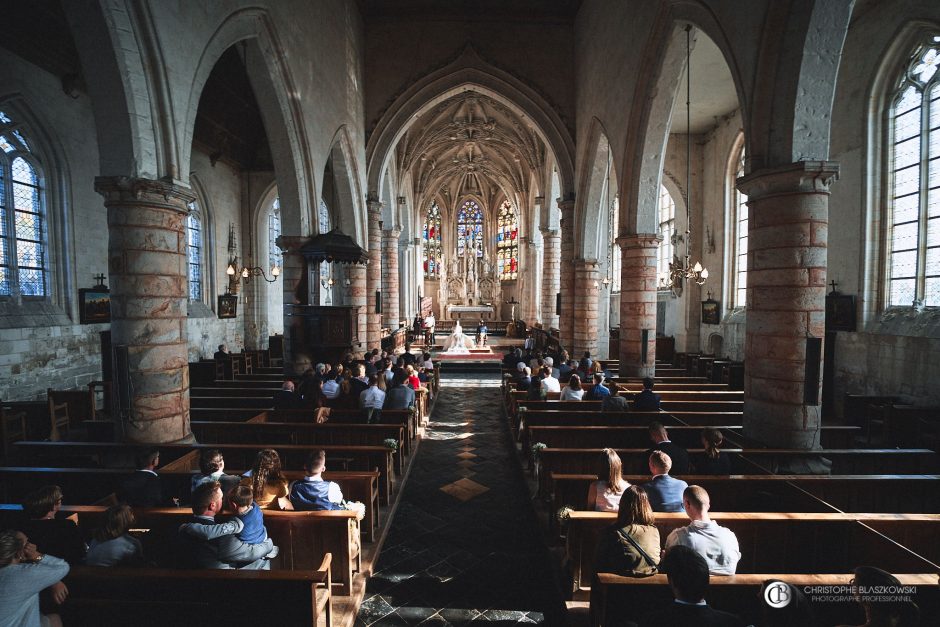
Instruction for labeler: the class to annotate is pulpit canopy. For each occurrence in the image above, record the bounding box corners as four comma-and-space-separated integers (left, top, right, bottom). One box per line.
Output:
299, 227, 369, 265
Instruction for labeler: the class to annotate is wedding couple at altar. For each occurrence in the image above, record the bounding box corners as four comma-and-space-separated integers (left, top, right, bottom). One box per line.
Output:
442, 321, 476, 353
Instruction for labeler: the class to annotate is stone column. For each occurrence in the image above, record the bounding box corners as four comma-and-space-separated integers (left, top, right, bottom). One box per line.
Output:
366, 196, 382, 348
558, 198, 575, 348
400, 239, 415, 321
737, 161, 839, 450
346, 263, 367, 356
617, 234, 661, 378
573, 259, 599, 358
382, 227, 402, 329
95, 177, 195, 444
541, 227, 560, 330
275, 235, 307, 373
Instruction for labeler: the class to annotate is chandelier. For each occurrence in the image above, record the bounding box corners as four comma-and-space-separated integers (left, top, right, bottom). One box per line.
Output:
227, 259, 280, 283
661, 25, 708, 290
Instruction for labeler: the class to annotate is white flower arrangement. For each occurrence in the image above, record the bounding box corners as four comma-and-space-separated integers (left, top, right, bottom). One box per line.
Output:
383, 438, 399, 452
556, 505, 574, 523
530, 441, 547, 461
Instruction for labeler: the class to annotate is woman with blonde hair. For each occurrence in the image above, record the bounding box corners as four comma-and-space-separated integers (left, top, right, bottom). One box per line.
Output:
587, 448, 631, 511
240, 448, 293, 510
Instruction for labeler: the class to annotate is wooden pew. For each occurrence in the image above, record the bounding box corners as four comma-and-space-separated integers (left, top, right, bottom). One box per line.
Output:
528, 425, 860, 451
264, 408, 418, 449
190, 421, 405, 472
537, 448, 940, 493
549, 474, 940, 519
189, 396, 274, 410
63, 560, 332, 627
13, 441, 395, 505
190, 407, 268, 422
592, 573, 939, 627
566, 511, 940, 594
0, 504, 360, 596
0, 466, 381, 542
513, 398, 745, 417
190, 387, 279, 398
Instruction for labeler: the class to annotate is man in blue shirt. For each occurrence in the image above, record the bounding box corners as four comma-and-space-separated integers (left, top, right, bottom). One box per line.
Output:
633, 377, 662, 411
642, 451, 688, 512
289, 450, 345, 511
584, 373, 611, 401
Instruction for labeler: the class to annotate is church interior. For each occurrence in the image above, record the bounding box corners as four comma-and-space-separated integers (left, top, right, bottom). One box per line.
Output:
0, 0, 939, 625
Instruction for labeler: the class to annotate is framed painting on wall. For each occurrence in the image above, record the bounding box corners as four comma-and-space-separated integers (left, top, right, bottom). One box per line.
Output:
218, 294, 238, 319
79, 288, 111, 324
701, 298, 721, 325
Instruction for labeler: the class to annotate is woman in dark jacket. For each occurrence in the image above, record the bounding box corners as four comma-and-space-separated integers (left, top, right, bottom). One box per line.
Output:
692, 428, 732, 475
593, 485, 660, 577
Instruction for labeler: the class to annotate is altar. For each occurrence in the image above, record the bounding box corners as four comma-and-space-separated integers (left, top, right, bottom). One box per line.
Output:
447, 305, 495, 320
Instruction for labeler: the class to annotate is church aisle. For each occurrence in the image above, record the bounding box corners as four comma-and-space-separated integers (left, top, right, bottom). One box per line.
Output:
356, 372, 568, 626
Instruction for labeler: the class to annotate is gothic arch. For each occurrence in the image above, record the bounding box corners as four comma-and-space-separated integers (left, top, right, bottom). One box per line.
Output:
365, 47, 575, 201
181, 8, 315, 236
577, 119, 618, 260
325, 126, 366, 245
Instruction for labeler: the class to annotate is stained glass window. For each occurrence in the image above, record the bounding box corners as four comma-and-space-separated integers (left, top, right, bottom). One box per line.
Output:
457, 199, 484, 259
318, 199, 332, 305
657, 186, 676, 287
887, 35, 940, 307
423, 202, 442, 278
268, 196, 282, 271
497, 200, 518, 280
732, 146, 748, 308
0, 110, 46, 298
187, 203, 202, 302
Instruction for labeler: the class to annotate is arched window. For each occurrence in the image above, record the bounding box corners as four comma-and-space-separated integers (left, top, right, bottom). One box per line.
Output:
657, 185, 676, 287
456, 199, 484, 258
0, 110, 47, 298
186, 202, 203, 302
731, 144, 748, 308
423, 202, 442, 278
497, 200, 518, 280
611, 194, 621, 291
885, 35, 940, 307
268, 196, 282, 271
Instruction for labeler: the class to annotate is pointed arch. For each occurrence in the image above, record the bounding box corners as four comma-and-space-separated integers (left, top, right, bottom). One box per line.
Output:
577, 119, 618, 259
325, 125, 366, 245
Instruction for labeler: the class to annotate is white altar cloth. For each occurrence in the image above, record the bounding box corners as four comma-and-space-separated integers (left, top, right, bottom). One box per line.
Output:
447, 305, 495, 320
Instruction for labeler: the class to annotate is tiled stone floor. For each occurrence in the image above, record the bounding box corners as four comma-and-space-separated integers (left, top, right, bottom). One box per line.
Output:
356, 373, 568, 626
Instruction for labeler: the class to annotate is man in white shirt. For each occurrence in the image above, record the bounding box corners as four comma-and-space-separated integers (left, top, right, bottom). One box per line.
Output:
539, 366, 560, 395
321, 376, 341, 399
664, 485, 741, 575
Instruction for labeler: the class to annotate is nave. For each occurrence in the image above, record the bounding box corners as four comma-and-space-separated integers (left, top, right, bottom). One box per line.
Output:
358, 372, 567, 625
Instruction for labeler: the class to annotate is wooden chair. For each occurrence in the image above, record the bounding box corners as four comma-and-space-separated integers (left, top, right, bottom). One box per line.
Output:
87, 381, 112, 422
48, 397, 70, 442
1, 405, 27, 462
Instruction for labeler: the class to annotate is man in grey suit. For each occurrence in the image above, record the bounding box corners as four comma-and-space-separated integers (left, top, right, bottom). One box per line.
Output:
641, 451, 689, 513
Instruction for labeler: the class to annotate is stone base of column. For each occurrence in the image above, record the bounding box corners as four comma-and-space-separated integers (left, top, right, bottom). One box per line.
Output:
617, 234, 661, 378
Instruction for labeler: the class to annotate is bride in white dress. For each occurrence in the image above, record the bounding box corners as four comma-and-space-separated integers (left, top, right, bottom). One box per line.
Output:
442, 321, 476, 353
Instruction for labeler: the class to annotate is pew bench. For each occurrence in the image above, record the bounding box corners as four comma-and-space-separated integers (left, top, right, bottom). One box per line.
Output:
566, 511, 940, 595
591, 573, 939, 627
63, 560, 333, 627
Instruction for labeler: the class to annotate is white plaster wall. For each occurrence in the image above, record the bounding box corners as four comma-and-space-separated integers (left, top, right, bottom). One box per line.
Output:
827, 0, 940, 410
0, 48, 108, 400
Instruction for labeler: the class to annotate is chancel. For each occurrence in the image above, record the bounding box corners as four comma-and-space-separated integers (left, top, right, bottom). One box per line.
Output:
0, 1, 938, 626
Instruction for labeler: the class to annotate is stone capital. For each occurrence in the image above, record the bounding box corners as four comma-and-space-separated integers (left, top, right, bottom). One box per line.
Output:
736, 160, 840, 199
540, 227, 559, 238
95, 176, 195, 211
616, 233, 662, 251
574, 258, 599, 270
557, 198, 575, 215
382, 227, 402, 238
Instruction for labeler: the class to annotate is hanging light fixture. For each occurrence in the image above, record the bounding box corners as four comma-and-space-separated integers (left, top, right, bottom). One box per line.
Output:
661, 25, 708, 290
227, 171, 280, 284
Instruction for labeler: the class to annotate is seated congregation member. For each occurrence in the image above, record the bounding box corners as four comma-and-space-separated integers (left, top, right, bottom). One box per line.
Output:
516, 366, 533, 392
213, 344, 229, 361
526, 367, 544, 400
639, 545, 745, 627
360, 374, 386, 423
557, 359, 575, 382
229, 485, 278, 558
665, 485, 741, 575
540, 366, 561, 396
602, 383, 630, 412
587, 448, 631, 512
421, 352, 434, 370
402, 345, 418, 366
289, 450, 345, 511
239, 448, 293, 510
503, 347, 522, 369
177, 481, 276, 570
543, 356, 560, 379
584, 372, 611, 401
693, 428, 732, 475
593, 485, 660, 577
559, 374, 584, 401
633, 377, 661, 411
835, 566, 921, 627
580, 351, 593, 373
17, 486, 86, 565
349, 363, 370, 399
646, 421, 691, 475
272, 379, 302, 410
405, 364, 421, 390
117, 449, 165, 507
0, 529, 70, 627
642, 451, 688, 513
85, 504, 144, 567
192, 448, 240, 494
321, 368, 342, 399
384, 371, 416, 411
